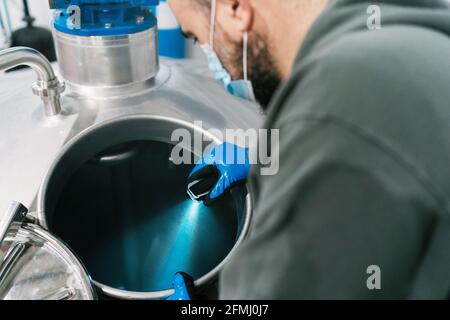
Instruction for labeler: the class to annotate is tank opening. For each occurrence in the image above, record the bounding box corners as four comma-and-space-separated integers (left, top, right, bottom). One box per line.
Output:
47, 139, 243, 293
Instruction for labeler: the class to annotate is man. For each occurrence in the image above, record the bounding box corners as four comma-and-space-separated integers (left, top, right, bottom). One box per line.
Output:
168, 0, 450, 299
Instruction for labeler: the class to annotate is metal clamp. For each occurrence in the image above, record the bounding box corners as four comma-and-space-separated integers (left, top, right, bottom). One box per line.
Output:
0, 242, 27, 289
0, 202, 29, 292
0, 201, 28, 245
0, 47, 65, 117
32, 78, 66, 117
0, 201, 78, 300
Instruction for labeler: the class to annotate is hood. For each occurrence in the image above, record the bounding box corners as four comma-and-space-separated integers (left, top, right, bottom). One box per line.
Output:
297, 0, 450, 64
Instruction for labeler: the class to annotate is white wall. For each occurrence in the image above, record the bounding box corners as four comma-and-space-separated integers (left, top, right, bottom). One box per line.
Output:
6, 0, 52, 30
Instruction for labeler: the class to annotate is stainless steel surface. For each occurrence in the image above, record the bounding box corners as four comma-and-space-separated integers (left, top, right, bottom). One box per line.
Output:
0, 222, 95, 300
39, 286, 76, 300
92, 142, 141, 165
0, 202, 27, 244
54, 27, 159, 96
0, 56, 263, 299
0, 47, 65, 116
64, 64, 170, 100
0, 242, 26, 287
36, 115, 253, 299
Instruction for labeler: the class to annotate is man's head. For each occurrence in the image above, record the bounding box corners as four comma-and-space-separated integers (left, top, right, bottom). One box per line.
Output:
168, 0, 328, 109
168, 0, 282, 109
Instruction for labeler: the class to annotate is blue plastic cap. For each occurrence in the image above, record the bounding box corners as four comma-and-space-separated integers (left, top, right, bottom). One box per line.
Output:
50, 0, 159, 9
51, 0, 160, 36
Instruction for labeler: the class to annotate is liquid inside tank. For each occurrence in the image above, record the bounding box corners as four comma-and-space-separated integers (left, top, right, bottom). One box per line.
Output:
48, 140, 239, 292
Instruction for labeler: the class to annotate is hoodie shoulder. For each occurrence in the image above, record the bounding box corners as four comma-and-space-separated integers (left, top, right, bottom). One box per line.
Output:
274, 24, 450, 127
268, 22, 450, 217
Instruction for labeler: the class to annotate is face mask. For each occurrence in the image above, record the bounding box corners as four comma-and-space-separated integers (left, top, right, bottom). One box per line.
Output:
201, 0, 256, 102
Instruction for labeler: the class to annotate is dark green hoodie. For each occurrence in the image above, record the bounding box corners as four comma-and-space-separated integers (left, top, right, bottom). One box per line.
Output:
220, 0, 450, 299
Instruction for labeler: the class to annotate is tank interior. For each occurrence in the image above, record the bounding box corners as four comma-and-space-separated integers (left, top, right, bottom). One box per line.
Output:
42, 119, 247, 293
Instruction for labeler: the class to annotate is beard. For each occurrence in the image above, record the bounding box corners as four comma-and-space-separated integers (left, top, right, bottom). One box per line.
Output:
216, 30, 282, 110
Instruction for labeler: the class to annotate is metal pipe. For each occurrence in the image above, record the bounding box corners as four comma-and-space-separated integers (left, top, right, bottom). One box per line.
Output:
0, 47, 64, 116
0, 46, 55, 81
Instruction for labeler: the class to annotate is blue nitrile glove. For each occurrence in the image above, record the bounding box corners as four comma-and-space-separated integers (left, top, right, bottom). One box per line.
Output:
166, 272, 195, 300
187, 142, 250, 205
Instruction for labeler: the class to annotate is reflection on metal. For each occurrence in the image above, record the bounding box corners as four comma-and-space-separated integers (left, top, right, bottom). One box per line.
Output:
0, 222, 95, 300
0, 47, 65, 116
0, 242, 26, 288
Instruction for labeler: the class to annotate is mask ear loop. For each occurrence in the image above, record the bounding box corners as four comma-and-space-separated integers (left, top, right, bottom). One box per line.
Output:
243, 32, 248, 81
210, 0, 217, 50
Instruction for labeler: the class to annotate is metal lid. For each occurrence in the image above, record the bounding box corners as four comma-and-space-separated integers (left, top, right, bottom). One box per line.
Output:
0, 202, 95, 300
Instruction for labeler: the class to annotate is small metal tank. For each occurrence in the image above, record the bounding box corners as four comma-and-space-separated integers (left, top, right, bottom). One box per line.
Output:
0, 0, 263, 300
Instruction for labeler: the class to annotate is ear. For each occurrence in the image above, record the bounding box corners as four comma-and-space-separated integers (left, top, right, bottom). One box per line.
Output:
233, 0, 254, 32
217, 0, 254, 41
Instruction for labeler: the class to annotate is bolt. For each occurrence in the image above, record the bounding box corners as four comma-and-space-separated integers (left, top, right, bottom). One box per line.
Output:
104, 23, 112, 29
136, 16, 145, 24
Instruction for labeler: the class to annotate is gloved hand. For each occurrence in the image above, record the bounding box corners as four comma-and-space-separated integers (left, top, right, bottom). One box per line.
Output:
166, 272, 195, 300
187, 142, 250, 205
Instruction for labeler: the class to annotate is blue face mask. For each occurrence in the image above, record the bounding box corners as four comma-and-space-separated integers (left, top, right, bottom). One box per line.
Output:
201, 0, 256, 103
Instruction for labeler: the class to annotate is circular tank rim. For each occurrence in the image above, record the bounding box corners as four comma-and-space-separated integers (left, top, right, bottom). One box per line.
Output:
36, 114, 253, 300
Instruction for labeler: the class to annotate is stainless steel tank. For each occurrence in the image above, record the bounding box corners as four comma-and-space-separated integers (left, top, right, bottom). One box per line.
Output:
0, 3, 263, 300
